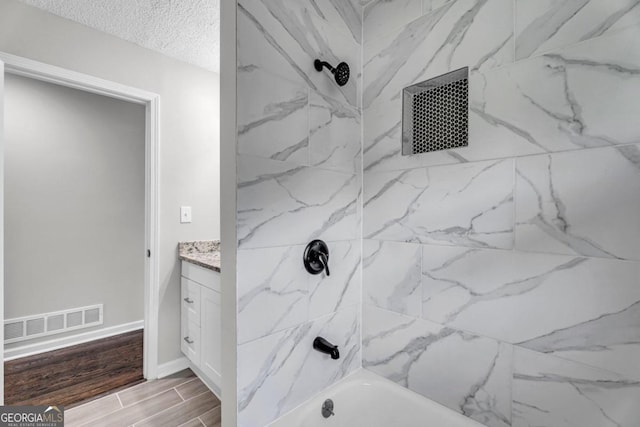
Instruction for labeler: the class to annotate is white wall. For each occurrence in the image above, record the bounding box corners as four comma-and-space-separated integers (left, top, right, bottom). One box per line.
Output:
4, 74, 145, 340
0, 0, 220, 365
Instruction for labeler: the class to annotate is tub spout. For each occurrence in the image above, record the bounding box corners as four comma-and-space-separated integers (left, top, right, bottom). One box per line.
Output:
313, 337, 340, 360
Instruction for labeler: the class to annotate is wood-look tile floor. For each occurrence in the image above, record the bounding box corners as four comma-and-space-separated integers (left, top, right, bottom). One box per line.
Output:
65, 369, 221, 427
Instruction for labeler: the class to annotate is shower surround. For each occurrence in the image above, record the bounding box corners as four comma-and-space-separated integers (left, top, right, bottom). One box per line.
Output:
233, 0, 640, 426
361, 1, 640, 427
234, 1, 362, 426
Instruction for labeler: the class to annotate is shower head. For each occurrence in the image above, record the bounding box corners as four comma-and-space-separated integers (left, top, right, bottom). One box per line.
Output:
314, 59, 350, 87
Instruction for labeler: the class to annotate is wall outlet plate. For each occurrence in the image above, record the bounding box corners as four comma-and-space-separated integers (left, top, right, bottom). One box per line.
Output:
180, 206, 192, 223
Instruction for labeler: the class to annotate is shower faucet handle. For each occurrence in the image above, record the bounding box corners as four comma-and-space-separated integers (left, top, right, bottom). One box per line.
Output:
318, 252, 330, 276
303, 240, 330, 276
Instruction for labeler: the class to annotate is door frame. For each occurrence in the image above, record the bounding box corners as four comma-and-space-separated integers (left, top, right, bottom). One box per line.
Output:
0, 52, 161, 403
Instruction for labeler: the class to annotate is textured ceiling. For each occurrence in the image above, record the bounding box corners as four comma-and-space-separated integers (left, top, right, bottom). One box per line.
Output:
17, 0, 220, 73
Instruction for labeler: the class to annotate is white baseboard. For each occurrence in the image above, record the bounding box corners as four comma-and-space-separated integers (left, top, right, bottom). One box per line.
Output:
157, 356, 190, 378
4, 320, 144, 361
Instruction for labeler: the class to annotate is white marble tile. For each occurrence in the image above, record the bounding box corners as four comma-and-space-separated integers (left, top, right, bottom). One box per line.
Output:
362, 240, 422, 317
363, 94, 468, 173
361, 0, 513, 172
363, 0, 513, 111
364, 159, 514, 249
237, 155, 359, 248
513, 347, 640, 427
515, 145, 640, 260
237, 246, 309, 345
363, 0, 422, 42
422, 0, 455, 14
237, 0, 361, 109
472, 27, 640, 158
363, 306, 512, 427
365, 23, 640, 173
309, 91, 361, 174
237, 68, 309, 163
515, 0, 640, 60
308, 240, 361, 319
317, 0, 363, 44
422, 245, 640, 379
238, 308, 360, 427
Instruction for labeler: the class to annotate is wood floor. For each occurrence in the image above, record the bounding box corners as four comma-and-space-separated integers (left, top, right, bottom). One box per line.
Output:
65, 369, 221, 427
5, 329, 144, 407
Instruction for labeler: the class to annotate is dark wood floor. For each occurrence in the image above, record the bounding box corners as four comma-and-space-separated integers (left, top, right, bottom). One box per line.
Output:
5, 329, 144, 407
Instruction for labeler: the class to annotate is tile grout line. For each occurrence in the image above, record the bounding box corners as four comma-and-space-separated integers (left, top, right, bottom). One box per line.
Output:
115, 392, 125, 409
118, 375, 195, 407
131, 396, 187, 426
174, 386, 186, 401
132, 389, 217, 427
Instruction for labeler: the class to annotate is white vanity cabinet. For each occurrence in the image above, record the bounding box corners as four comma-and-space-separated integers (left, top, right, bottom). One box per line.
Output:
181, 261, 221, 396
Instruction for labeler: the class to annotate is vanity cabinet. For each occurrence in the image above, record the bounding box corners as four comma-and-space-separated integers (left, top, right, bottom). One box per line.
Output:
181, 261, 221, 395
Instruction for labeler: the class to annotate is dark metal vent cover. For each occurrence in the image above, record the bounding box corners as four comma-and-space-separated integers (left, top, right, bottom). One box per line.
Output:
402, 67, 469, 155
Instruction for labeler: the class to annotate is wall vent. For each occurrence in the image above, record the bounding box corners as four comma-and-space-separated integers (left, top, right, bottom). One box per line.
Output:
402, 67, 469, 155
4, 304, 103, 344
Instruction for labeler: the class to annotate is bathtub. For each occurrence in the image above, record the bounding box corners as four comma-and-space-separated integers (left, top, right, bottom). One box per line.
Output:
268, 369, 484, 427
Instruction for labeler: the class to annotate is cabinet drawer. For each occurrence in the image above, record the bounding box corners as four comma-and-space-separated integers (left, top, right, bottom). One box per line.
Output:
181, 278, 201, 326
181, 261, 221, 292
181, 316, 201, 366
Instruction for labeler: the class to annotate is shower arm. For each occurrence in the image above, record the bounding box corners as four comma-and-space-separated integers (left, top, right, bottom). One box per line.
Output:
314, 60, 335, 73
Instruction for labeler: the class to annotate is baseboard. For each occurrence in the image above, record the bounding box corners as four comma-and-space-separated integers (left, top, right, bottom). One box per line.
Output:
4, 320, 144, 361
157, 356, 190, 378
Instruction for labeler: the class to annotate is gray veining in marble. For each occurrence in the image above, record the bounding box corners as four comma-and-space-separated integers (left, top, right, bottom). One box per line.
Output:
238, 309, 360, 426
515, 0, 640, 60
363, 240, 422, 317
364, 159, 514, 249
515, 145, 640, 260
237, 155, 359, 248
238, 0, 361, 109
309, 91, 361, 174
237, 245, 308, 344
513, 347, 640, 427
363, 306, 512, 427
238, 68, 309, 163
470, 27, 640, 164
421, 245, 640, 379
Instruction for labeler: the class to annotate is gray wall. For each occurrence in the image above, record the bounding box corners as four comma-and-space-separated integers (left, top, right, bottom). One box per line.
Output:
0, 0, 220, 365
234, 1, 363, 425
4, 74, 145, 336
361, 1, 640, 427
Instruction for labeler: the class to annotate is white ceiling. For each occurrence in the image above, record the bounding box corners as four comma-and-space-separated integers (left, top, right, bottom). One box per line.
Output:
17, 0, 220, 73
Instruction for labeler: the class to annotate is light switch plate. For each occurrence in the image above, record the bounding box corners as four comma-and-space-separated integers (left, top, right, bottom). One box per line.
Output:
180, 206, 192, 223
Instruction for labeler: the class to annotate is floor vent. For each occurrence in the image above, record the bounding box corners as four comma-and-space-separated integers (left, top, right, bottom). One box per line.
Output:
4, 304, 103, 344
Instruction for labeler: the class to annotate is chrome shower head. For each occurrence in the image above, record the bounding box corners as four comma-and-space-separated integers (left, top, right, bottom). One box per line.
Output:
314, 59, 350, 87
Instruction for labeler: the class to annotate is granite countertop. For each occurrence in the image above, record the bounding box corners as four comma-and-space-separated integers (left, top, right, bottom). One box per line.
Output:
178, 240, 220, 272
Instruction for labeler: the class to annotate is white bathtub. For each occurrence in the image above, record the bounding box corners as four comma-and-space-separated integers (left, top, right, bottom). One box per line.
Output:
268, 369, 485, 427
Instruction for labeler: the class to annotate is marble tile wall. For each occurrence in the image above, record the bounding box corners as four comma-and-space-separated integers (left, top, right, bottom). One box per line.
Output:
235, 1, 363, 426
362, 1, 640, 427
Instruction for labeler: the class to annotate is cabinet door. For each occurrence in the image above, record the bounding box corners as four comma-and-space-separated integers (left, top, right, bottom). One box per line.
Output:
181, 278, 201, 326
201, 287, 222, 387
181, 315, 201, 366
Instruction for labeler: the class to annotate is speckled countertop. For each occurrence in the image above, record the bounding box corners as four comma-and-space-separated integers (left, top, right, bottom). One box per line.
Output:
178, 240, 220, 272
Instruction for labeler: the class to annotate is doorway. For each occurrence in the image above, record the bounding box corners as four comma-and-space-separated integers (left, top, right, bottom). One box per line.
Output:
0, 52, 160, 405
